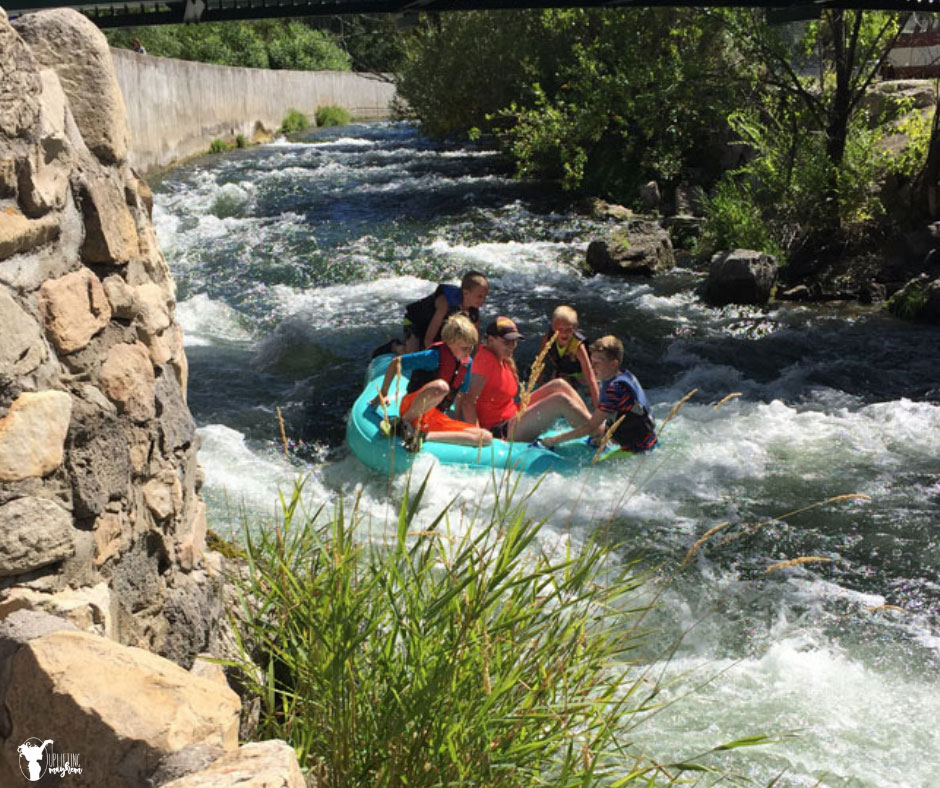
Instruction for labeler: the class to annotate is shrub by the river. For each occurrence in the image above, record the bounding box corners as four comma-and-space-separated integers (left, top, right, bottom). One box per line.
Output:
225, 473, 765, 786
888, 277, 930, 321
208, 138, 234, 154
280, 109, 309, 136
316, 105, 352, 128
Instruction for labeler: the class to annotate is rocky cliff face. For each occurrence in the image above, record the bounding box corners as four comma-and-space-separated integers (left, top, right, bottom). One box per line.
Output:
0, 7, 219, 666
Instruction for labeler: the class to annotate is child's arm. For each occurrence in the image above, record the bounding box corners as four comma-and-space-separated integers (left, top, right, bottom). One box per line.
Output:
422, 294, 449, 349
370, 356, 403, 408
577, 344, 601, 409
540, 408, 607, 448
459, 373, 487, 426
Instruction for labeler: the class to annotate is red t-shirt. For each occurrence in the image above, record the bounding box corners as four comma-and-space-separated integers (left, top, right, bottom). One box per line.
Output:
470, 346, 519, 428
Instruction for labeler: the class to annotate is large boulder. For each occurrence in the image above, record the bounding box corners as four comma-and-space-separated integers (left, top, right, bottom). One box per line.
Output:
12, 8, 129, 165
704, 249, 778, 306
585, 219, 675, 277
0, 629, 240, 787
888, 274, 940, 324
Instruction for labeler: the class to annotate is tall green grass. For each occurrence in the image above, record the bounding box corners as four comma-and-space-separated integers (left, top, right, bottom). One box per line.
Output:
225, 472, 766, 786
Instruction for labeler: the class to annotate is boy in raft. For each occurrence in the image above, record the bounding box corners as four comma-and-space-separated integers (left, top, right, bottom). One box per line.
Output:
404, 270, 489, 352
371, 313, 492, 452
537, 335, 657, 454
371, 270, 489, 358
537, 305, 600, 409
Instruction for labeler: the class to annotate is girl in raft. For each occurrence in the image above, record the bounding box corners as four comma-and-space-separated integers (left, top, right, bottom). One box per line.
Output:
460, 316, 592, 443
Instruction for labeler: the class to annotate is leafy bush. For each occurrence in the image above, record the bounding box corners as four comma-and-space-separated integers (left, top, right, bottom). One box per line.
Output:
884, 104, 933, 180
698, 179, 779, 257
279, 109, 309, 136
397, 9, 745, 202
235, 134, 249, 149
316, 105, 352, 127
224, 474, 765, 785
208, 138, 234, 154
888, 278, 929, 321
268, 22, 351, 71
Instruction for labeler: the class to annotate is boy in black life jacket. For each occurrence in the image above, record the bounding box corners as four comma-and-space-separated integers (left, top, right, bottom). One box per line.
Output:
371, 313, 492, 451
538, 335, 657, 454
537, 305, 600, 409
403, 270, 489, 353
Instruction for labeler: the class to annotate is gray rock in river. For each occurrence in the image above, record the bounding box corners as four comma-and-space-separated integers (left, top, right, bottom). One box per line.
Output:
704, 249, 778, 306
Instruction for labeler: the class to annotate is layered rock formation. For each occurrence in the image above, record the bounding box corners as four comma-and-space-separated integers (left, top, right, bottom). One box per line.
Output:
0, 7, 219, 665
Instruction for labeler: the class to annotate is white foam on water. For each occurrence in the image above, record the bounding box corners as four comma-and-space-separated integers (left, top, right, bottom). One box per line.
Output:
196, 424, 302, 530
176, 294, 255, 346
428, 238, 580, 283
630, 633, 940, 787
350, 173, 516, 196
268, 275, 437, 329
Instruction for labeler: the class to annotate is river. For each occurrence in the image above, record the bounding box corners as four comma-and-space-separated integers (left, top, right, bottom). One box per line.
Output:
151, 122, 940, 787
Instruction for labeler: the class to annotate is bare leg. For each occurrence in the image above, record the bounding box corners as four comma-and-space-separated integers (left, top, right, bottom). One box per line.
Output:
510, 386, 591, 443
404, 334, 420, 353
401, 380, 448, 424
426, 428, 493, 446
527, 377, 574, 406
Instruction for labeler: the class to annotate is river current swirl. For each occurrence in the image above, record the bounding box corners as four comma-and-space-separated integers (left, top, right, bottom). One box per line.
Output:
152, 122, 940, 787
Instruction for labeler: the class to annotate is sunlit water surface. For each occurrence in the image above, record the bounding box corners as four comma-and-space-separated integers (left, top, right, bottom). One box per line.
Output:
153, 123, 940, 787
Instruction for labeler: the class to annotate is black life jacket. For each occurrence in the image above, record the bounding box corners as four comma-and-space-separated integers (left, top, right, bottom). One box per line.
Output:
405, 284, 479, 348
543, 329, 587, 382
406, 342, 468, 411
604, 371, 657, 452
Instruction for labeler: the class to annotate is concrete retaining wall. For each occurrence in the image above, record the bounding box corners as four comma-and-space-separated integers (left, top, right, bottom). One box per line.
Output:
111, 48, 396, 174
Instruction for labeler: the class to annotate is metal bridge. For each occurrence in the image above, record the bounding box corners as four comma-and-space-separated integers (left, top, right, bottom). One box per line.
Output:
2, 0, 937, 28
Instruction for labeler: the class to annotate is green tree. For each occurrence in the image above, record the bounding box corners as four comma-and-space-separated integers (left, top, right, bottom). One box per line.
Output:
726, 10, 905, 231
107, 20, 349, 71
396, 9, 747, 204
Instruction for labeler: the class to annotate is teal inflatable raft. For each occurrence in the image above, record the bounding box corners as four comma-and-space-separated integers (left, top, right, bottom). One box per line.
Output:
346, 354, 624, 475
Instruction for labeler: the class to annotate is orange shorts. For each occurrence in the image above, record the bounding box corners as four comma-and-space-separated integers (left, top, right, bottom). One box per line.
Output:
400, 391, 477, 434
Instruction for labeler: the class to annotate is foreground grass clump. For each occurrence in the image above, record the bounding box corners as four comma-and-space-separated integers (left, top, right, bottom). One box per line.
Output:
280, 108, 309, 135
226, 474, 714, 786
316, 105, 352, 127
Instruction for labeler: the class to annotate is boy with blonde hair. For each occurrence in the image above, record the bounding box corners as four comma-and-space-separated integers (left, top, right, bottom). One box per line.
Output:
537, 305, 600, 408
372, 313, 491, 451
539, 334, 656, 453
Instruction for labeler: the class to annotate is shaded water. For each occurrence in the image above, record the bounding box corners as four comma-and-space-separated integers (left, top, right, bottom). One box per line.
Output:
153, 123, 940, 787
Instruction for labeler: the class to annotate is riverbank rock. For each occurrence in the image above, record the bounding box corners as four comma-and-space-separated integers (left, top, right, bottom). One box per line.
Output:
1, 5, 221, 669
12, 8, 129, 165
704, 249, 778, 306
585, 219, 675, 276
160, 741, 306, 788
579, 196, 634, 221
887, 273, 940, 324
0, 612, 244, 788
862, 79, 937, 123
